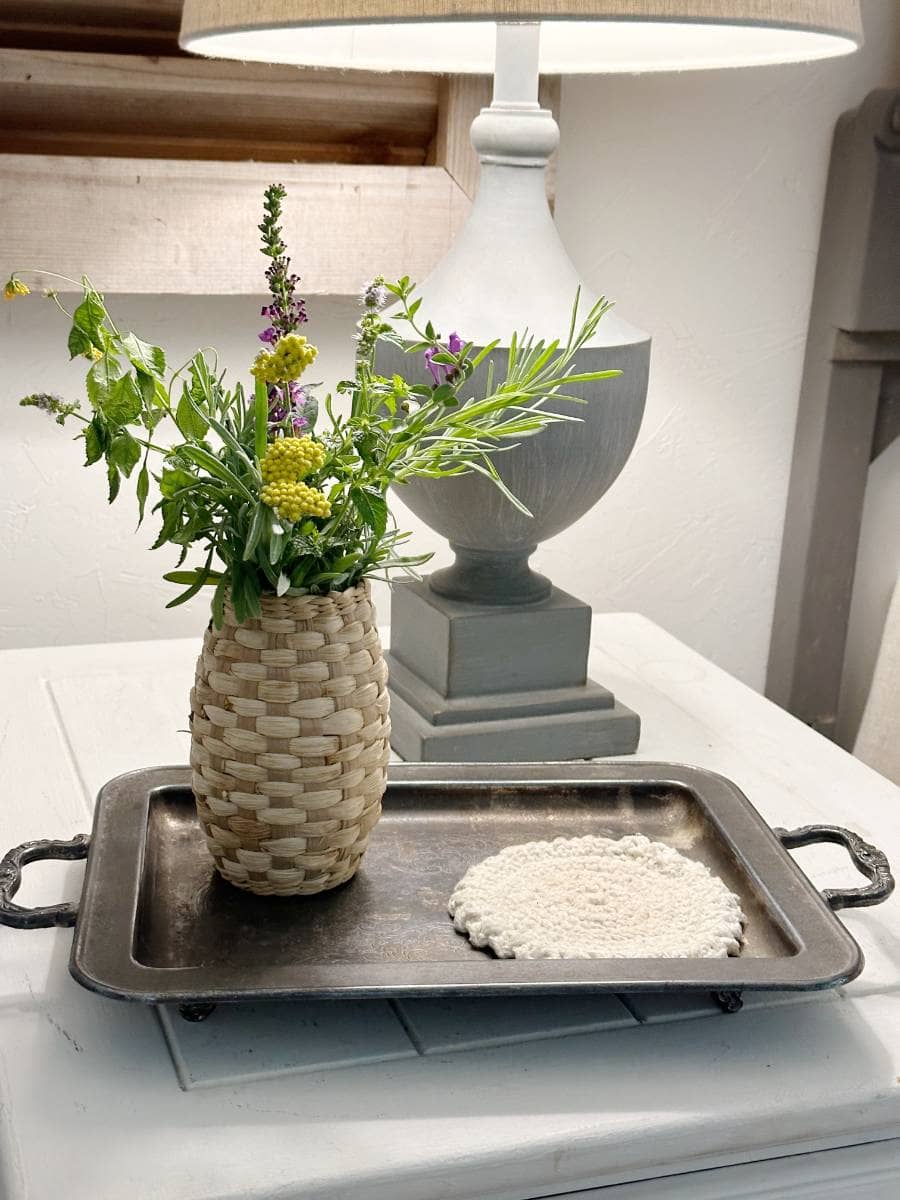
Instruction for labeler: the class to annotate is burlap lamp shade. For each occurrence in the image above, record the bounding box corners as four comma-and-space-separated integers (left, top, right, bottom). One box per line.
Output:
180, 1, 862, 71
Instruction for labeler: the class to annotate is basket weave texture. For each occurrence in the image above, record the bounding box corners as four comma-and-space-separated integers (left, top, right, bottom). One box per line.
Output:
190, 582, 390, 896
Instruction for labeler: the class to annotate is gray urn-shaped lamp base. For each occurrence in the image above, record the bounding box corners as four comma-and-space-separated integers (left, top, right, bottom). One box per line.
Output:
387, 580, 640, 762
376, 36, 650, 762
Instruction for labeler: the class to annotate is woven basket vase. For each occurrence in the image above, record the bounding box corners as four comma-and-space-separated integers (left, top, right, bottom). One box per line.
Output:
189, 582, 390, 896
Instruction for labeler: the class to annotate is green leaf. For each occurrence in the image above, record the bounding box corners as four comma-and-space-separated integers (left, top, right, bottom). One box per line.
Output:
83, 417, 106, 465
352, 487, 388, 540
73, 290, 105, 331
179, 384, 254, 474
468, 459, 533, 517
165, 550, 216, 608
120, 332, 166, 379
136, 371, 156, 408
67, 324, 94, 360
159, 466, 196, 498
178, 445, 255, 502
136, 463, 150, 525
163, 568, 223, 585
306, 571, 348, 586
151, 498, 183, 549
432, 383, 457, 406
290, 560, 310, 589
230, 562, 261, 623
69, 291, 106, 357
558, 370, 622, 384
211, 576, 227, 628
109, 429, 141, 478
254, 379, 269, 462
242, 502, 270, 561
86, 354, 127, 411
276, 572, 291, 597
176, 387, 210, 440
257, 557, 280, 590
332, 553, 361, 571
301, 393, 318, 432
268, 525, 285, 565
102, 373, 143, 425
107, 462, 121, 503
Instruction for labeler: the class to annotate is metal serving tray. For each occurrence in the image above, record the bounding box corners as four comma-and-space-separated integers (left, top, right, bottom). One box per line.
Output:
0, 763, 893, 1016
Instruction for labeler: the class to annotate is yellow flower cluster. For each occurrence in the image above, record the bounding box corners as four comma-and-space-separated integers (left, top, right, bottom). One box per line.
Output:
3, 277, 30, 301
261, 480, 331, 523
259, 436, 329, 523
260, 436, 325, 483
251, 334, 318, 383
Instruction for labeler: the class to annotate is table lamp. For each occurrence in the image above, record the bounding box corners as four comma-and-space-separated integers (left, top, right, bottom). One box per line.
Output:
180, 2, 862, 762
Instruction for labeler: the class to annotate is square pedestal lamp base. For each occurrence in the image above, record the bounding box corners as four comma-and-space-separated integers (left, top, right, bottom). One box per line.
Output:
386, 579, 640, 762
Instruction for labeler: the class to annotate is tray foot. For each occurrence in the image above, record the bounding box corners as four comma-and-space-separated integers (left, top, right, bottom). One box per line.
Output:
711, 990, 743, 1014
178, 1002, 217, 1023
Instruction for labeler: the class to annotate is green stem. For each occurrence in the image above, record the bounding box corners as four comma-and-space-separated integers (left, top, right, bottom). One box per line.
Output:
46, 292, 74, 320
12, 268, 85, 290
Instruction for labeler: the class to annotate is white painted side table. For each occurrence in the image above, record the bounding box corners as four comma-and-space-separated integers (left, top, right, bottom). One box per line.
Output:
1, 614, 898, 1200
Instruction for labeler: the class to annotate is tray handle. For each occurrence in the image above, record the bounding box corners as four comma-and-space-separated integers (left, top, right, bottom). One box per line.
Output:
0, 836, 90, 929
775, 824, 895, 911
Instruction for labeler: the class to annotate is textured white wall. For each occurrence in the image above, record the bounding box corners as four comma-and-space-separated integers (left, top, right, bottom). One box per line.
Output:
2, 1, 897, 702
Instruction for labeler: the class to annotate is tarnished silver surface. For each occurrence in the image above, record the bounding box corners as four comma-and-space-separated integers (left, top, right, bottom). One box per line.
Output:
60, 762, 876, 1006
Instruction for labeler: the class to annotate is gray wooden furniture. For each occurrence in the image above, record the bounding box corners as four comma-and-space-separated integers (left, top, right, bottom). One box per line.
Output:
767, 88, 900, 736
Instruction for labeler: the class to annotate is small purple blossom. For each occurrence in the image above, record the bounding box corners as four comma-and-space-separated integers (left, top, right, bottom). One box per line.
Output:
425, 331, 464, 387
259, 326, 278, 344
424, 347, 441, 386
361, 277, 388, 310
19, 392, 80, 425
267, 381, 309, 432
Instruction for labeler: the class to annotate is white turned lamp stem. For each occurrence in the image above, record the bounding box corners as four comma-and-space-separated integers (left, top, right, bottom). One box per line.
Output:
492, 21, 541, 105
472, 22, 560, 173
411, 18, 646, 350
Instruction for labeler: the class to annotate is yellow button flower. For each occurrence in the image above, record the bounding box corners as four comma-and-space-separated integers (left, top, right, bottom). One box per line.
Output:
251, 334, 318, 384
260, 480, 331, 523
258, 436, 329, 522
3, 277, 30, 300
260, 436, 325, 483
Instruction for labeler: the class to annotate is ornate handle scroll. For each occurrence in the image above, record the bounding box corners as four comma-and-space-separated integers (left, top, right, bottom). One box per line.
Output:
775, 824, 894, 911
0, 836, 90, 929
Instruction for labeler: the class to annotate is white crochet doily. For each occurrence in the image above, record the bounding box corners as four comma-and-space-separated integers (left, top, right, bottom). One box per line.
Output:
449, 834, 745, 959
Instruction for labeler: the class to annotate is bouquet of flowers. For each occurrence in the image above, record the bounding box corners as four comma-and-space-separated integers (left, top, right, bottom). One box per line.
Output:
7, 183, 618, 626
6, 183, 620, 897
